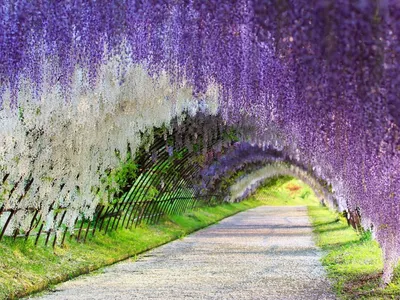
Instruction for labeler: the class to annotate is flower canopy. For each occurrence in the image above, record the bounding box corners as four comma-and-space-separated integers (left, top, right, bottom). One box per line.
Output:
0, 0, 399, 282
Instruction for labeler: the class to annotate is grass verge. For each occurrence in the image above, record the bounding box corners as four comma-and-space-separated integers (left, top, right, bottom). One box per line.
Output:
251, 177, 400, 299
0, 193, 270, 299
2, 176, 399, 299
308, 205, 400, 299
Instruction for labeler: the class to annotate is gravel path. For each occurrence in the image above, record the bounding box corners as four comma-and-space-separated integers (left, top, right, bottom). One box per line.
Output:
37, 206, 336, 300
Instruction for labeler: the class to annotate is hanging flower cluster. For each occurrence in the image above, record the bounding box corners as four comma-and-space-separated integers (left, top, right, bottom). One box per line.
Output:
0, 0, 399, 282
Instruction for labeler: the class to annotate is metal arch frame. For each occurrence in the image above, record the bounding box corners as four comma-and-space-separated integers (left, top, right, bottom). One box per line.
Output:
0, 113, 238, 246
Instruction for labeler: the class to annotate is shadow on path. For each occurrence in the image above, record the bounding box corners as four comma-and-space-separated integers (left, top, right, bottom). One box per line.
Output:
37, 206, 336, 300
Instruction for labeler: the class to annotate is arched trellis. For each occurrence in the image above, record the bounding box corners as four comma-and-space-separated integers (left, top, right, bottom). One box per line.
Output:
0, 113, 239, 246
0, 112, 354, 248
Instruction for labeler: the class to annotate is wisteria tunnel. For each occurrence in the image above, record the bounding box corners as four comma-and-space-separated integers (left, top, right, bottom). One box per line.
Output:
0, 0, 400, 288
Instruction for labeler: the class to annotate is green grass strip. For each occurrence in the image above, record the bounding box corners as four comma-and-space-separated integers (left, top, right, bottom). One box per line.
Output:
250, 176, 400, 299
0, 194, 270, 299
2, 176, 399, 299
308, 205, 400, 299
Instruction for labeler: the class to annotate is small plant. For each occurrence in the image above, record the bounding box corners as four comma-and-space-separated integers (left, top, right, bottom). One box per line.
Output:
99, 154, 139, 203
359, 229, 372, 242
300, 190, 310, 199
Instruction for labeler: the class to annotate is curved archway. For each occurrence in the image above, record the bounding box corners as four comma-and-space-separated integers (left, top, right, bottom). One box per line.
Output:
0, 0, 399, 283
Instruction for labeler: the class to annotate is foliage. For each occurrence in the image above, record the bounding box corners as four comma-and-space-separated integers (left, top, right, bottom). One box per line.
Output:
100, 156, 138, 203
249, 176, 320, 207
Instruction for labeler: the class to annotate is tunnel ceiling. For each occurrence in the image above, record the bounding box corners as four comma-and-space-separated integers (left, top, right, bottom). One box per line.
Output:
0, 0, 399, 282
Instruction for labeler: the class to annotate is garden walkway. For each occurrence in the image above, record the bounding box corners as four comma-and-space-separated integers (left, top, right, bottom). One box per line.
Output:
38, 206, 336, 299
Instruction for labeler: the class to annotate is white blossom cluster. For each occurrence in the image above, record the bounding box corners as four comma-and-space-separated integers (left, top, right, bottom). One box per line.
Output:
0, 47, 220, 235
